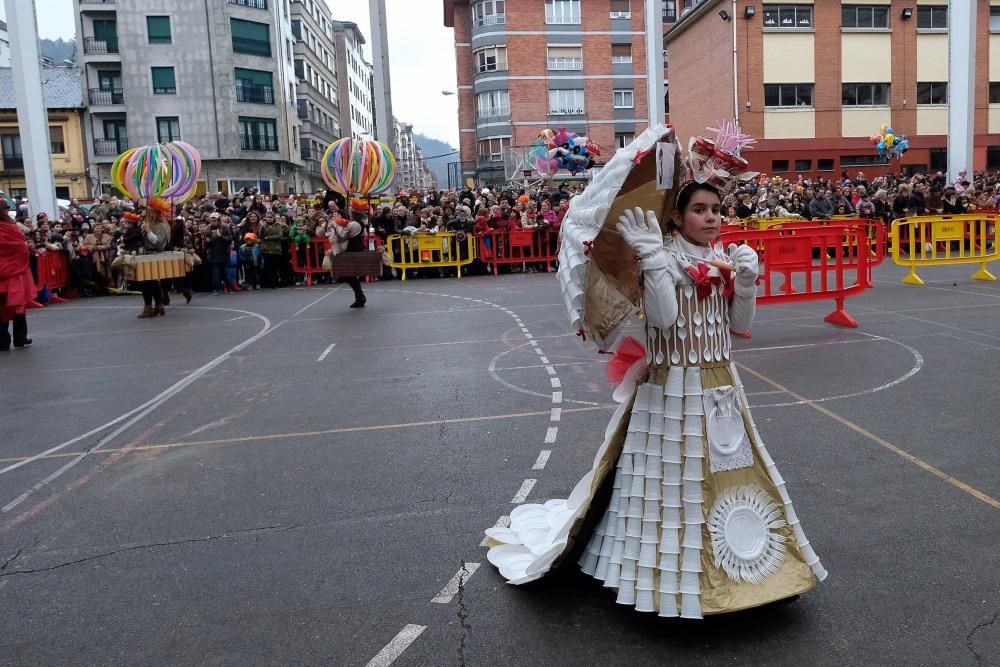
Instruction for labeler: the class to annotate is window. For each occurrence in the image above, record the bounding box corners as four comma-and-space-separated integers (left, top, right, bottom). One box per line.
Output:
49, 126, 65, 154
763, 83, 813, 107
987, 146, 1000, 169
613, 89, 634, 108
474, 46, 508, 73
842, 83, 890, 106
991, 83, 1000, 104
228, 0, 268, 8
235, 68, 274, 104
547, 46, 583, 70
611, 44, 633, 64
476, 89, 510, 117
610, 0, 631, 19
472, 0, 505, 27
545, 0, 581, 25
663, 0, 677, 22
917, 82, 947, 105
616, 132, 635, 148
151, 67, 176, 94
549, 88, 585, 115
917, 6, 947, 30
239, 117, 278, 151
772, 159, 789, 172
818, 158, 834, 171
477, 137, 510, 163
156, 117, 180, 142
294, 59, 304, 79
795, 159, 811, 172
231, 18, 271, 57
840, 155, 884, 167
929, 148, 947, 172
992, 7, 1000, 33
146, 16, 172, 44
762, 4, 813, 29
841, 5, 889, 29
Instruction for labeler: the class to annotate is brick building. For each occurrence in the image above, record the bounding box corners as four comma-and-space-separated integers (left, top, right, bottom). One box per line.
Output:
667, 0, 1000, 179
443, 0, 688, 186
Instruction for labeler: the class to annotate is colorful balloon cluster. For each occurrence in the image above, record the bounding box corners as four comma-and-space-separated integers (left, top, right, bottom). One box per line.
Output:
870, 124, 909, 160
111, 141, 202, 203
529, 127, 601, 177
321, 137, 396, 196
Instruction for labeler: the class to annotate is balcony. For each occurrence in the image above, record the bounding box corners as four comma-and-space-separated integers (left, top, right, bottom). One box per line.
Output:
473, 13, 505, 27
236, 82, 274, 104
83, 36, 119, 55
1, 154, 23, 171
89, 87, 124, 105
229, 0, 267, 8
94, 137, 128, 157
240, 133, 278, 151
232, 37, 271, 57
80, 0, 115, 4
547, 57, 582, 71
477, 107, 509, 118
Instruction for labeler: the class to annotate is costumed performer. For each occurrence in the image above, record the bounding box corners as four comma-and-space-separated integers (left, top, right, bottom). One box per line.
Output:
327, 199, 369, 309
0, 199, 35, 350
482, 123, 826, 618
135, 201, 171, 318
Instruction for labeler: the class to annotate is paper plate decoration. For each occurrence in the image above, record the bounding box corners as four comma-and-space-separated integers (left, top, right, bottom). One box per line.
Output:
321, 137, 397, 196
111, 141, 202, 203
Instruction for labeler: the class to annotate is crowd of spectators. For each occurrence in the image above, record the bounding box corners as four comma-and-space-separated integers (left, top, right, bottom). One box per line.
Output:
6, 166, 1000, 298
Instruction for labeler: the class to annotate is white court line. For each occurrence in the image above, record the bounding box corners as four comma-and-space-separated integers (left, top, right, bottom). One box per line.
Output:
545, 366, 557, 376
533, 450, 552, 470
529, 340, 539, 347
550, 378, 561, 388
316, 343, 337, 362
431, 562, 481, 604
365, 625, 427, 667
737, 337, 876, 354
1, 290, 341, 512
538, 356, 549, 364
535, 347, 544, 355
552, 391, 563, 404
545, 426, 559, 443
550, 408, 562, 422
511, 479, 537, 503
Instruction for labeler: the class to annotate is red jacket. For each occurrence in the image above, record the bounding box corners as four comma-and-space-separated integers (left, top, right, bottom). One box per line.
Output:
0, 222, 36, 319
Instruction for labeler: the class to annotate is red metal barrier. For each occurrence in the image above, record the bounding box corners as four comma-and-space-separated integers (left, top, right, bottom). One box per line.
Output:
32, 251, 70, 305
288, 236, 332, 287
477, 229, 559, 274
721, 224, 872, 328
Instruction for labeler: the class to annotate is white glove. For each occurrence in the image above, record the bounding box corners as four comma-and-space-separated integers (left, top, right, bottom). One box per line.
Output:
616, 207, 664, 261
727, 243, 759, 297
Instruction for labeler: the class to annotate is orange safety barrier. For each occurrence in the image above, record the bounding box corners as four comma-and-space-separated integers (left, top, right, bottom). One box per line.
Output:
721, 224, 872, 328
770, 218, 887, 271
288, 236, 332, 287
477, 229, 560, 274
31, 251, 71, 306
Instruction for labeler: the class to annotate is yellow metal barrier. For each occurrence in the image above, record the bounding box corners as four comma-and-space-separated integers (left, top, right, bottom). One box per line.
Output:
890, 215, 998, 285
385, 232, 477, 281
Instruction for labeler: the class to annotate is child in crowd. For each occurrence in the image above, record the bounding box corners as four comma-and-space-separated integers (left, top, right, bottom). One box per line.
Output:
238, 233, 262, 290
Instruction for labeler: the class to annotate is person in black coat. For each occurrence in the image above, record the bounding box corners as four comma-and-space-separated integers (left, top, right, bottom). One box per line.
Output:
205, 212, 233, 294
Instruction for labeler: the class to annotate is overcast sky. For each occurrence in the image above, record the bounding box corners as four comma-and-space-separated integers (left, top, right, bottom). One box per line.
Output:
12, 0, 459, 146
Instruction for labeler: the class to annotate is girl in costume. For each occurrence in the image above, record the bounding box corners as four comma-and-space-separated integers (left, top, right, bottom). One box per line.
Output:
483, 123, 826, 619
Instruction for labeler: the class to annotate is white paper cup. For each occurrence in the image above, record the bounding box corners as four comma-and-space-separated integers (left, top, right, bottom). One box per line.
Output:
658, 531, 680, 556
635, 589, 656, 612
658, 593, 679, 617
638, 544, 658, 569
665, 367, 685, 396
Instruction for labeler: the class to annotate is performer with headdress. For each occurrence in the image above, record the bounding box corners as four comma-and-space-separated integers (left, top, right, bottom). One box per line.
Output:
483, 123, 826, 618
134, 199, 172, 318
328, 198, 378, 309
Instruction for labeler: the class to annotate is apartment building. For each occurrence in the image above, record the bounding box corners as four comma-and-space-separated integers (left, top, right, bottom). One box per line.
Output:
0, 20, 10, 68
291, 0, 341, 193
443, 0, 683, 185
75, 0, 302, 196
0, 66, 88, 199
393, 118, 436, 191
667, 0, 1000, 178
331, 21, 376, 142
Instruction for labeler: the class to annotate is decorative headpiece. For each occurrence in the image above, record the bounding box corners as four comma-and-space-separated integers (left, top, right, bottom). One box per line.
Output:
147, 198, 171, 215
682, 120, 758, 195
350, 198, 372, 216
122, 212, 142, 222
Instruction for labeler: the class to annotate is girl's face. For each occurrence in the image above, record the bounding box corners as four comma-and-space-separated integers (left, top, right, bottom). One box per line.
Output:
674, 189, 722, 246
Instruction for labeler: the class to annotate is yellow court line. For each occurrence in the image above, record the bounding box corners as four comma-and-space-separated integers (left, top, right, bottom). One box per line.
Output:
736, 362, 1000, 511
0, 405, 616, 464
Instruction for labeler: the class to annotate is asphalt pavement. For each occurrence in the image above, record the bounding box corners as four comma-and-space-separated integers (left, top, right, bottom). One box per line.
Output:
1, 263, 999, 666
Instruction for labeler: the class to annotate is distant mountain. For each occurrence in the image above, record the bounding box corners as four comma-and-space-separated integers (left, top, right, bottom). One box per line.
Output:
414, 133, 458, 189
40, 38, 76, 64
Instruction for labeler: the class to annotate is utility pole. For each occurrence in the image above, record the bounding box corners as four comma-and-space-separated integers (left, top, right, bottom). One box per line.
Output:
5, 0, 57, 220
947, 0, 974, 182
644, 0, 666, 130
368, 0, 394, 144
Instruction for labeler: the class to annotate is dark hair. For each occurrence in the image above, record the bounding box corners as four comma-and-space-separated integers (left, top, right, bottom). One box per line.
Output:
670, 182, 722, 233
